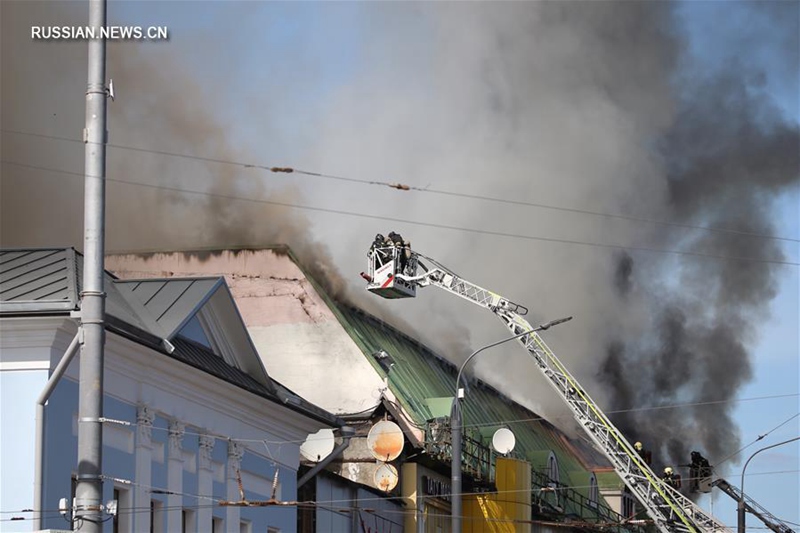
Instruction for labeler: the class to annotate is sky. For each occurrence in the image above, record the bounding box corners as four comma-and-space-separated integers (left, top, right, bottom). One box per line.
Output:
1, 0, 798, 530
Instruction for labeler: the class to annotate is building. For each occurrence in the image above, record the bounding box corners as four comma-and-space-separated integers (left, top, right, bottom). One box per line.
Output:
0, 248, 341, 533
107, 246, 642, 533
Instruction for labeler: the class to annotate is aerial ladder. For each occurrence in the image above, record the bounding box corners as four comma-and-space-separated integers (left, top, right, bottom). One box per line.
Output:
362, 242, 731, 533
711, 479, 795, 533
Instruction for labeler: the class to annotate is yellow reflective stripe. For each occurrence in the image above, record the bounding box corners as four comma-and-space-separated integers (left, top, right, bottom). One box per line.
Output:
529, 333, 698, 533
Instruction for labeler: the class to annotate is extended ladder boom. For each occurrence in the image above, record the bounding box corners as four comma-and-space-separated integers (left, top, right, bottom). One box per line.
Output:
367, 249, 731, 533
712, 479, 795, 533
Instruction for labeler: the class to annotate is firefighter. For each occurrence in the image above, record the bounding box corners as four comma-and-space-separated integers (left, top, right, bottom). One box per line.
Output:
688, 451, 712, 492
387, 231, 411, 274
370, 234, 391, 267
634, 441, 652, 465
662, 467, 681, 489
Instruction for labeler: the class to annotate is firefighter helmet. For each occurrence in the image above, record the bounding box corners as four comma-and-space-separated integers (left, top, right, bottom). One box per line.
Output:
634, 441, 643, 451
664, 467, 673, 475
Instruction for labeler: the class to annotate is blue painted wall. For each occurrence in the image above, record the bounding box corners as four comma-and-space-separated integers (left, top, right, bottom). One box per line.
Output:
38, 376, 300, 532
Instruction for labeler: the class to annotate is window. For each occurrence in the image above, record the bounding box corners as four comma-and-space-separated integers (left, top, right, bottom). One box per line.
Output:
112, 486, 132, 533
150, 500, 164, 533
113, 489, 120, 533
182, 509, 196, 533
239, 520, 252, 533
543, 452, 562, 508
547, 452, 560, 484
622, 488, 636, 518
178, 316, 212, 348
297, 475, 315, 533
588, 474, 599, 508
212, 517, 224, 533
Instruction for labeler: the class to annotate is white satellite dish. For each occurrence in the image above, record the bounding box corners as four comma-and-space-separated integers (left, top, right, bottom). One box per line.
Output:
300, 428, 335, 462
367, 420, 404, 462
374, 463, 399, 492
492, 428, 516, 455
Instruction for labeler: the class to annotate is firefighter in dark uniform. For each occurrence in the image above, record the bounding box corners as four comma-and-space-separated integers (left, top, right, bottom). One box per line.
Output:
370, 233, 391, 267
634, 441, 652, 465
688, 451, 711, 493
662, 467, 681, 490
387, 231, 411, 274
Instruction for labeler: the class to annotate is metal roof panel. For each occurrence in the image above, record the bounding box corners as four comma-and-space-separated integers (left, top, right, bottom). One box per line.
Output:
0, 249, 78, 306
332, 305, 595, 477
115, 278, 222, 338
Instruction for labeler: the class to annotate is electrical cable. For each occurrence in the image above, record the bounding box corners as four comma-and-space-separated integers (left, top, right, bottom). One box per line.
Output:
2, 159, 798, 267
4, 469, 797, 522
715, 412, 800, 466
459, 393, 800, 431
90, 391, 799, 449
3, 128, 798, 244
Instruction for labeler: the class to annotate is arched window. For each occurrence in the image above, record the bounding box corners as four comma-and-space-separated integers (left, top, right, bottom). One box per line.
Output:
547, 452, 560, 484
588, 473, 599, 508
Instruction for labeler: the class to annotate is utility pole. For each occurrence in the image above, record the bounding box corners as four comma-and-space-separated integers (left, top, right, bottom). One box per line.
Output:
75, 0, 108, 530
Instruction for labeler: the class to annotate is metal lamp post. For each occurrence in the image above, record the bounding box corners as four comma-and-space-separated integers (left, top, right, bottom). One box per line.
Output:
450, 316, 572, 533
738, 436, 800, 533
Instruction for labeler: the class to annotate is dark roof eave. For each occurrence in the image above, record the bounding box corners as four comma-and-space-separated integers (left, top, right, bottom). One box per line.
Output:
274, 390, 344, 427
105, 315, 166, 352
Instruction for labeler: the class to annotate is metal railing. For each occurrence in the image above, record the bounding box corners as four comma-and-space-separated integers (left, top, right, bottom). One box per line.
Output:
531, 470, 648, 533
425, 419, 494, 482
424, 419, 646, 533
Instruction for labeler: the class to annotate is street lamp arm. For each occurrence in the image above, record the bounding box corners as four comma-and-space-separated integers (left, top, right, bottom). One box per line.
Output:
454, 329, 532, 398
740, 436, 800, 491
453, 316, 573, 397
738, 435, 800, 533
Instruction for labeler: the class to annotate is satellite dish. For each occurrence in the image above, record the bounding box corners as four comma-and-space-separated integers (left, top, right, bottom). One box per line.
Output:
492, 428, 516, 455
367, 420, 404, 462
300, 428, 335, 462
374, 463, 399, 492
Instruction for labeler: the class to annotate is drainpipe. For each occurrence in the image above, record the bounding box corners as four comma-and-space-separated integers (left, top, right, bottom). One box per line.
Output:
34, 330, 81, 531
297, 426, 356, 489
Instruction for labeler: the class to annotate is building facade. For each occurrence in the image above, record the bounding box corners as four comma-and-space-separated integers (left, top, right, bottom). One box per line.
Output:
0, 248, 340, 533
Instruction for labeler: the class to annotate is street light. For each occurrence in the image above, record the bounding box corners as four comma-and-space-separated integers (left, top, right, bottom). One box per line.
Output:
450, 316, 573, 533
738, 436, 800, 533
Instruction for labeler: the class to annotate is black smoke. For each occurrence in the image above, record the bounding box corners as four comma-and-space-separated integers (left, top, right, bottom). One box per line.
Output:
600, 34, 798, 472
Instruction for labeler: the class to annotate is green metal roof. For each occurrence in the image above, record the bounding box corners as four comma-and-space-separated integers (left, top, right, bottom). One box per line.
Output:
328, 305, 637, 522
331, 305, 619, 515
595, 470, 628, 491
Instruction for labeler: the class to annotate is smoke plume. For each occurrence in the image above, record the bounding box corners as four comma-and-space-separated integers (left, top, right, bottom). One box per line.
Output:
2, 0, 797, 477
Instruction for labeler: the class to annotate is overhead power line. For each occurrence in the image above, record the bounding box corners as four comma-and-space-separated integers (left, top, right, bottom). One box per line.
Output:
3, 468, 797, 519
3, 128, 798, 244
90, 392, 800, 448
463, 393, 800, 431
3, 159, 798, 267
0, 469, 800, 521
716, 412, 800, 466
